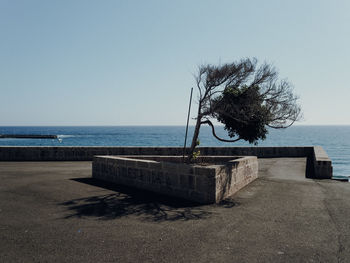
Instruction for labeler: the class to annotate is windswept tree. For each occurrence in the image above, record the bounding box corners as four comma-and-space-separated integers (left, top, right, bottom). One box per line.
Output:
188, 58, 301, 160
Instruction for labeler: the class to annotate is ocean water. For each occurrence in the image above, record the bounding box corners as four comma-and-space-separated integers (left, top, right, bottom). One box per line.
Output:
0, 125, 349, 177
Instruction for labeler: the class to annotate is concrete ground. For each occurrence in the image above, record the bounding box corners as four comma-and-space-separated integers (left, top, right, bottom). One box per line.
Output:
1, 159, 350, 262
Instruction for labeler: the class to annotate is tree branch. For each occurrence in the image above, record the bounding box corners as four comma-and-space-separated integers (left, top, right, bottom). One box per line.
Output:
201, 120, 241, 143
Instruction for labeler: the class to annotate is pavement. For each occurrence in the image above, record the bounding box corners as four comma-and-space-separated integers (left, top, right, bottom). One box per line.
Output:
1, 159, 350, 262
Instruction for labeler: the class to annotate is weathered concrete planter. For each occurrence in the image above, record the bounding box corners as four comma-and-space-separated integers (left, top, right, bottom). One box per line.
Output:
92, 155, 258, 204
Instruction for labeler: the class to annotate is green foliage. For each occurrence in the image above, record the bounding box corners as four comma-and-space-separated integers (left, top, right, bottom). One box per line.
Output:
190, 139, 201, 161
187, 58, 301, 161
213, 85, 271, 144
192, 149, 201, 160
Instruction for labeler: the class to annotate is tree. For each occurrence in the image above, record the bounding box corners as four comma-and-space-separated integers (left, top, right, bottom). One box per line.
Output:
188, 58, 301, 161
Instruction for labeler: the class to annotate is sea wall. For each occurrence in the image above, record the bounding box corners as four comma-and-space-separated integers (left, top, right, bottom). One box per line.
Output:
0, 146, 332, 179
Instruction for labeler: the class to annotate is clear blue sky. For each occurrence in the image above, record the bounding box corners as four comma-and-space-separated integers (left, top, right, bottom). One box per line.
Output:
1, 0, 349, 126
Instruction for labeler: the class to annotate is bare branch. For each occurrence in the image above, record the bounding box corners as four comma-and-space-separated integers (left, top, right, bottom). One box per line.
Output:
187, 58, 302, 161
201, 120, 241, 143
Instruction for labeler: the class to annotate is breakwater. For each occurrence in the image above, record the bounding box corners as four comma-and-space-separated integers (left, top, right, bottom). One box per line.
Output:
0, 134, 58, 139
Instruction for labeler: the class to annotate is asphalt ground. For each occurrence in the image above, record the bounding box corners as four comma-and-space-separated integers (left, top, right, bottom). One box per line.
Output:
1, 159, 350, 262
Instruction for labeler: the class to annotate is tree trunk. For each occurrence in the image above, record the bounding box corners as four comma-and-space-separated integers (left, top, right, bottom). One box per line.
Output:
187, 104, 202, 162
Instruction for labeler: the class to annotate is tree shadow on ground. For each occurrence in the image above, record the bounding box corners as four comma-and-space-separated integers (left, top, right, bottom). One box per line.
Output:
59, 178, 236, 222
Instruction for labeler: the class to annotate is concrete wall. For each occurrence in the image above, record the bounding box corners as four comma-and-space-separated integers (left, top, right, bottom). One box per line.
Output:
312, 146, 333, 179
0, 146, 332, 179
0, 146, 313, 161
92, 155, 258, 204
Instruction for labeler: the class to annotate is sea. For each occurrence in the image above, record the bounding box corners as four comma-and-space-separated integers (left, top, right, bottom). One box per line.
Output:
0, 125, 349, 178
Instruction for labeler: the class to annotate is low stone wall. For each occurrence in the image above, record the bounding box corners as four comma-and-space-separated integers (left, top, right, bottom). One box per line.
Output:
312, 146, 333, 179
0, 146, 312, 161
92, 155, 258, 204
0, 146, 332, 179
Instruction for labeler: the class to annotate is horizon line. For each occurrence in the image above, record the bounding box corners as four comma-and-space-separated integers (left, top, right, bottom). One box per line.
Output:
0, 124, 350, 127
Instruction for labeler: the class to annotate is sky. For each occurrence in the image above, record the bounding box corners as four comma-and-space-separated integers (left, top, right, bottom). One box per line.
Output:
0, 0, 349, 126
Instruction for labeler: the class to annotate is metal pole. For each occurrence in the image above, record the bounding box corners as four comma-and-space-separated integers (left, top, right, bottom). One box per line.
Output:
183, 87, 193, 161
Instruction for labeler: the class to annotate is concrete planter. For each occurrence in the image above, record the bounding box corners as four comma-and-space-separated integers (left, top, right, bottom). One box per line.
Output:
92, 155, 258, 204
